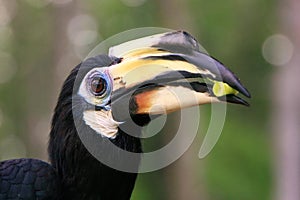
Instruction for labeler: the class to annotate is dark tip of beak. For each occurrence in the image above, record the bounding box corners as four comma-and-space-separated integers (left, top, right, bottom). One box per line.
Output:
212, 59, 251, 98
223, 94, 250, 107
229, 76, 251, 98
232, 80, 251, 98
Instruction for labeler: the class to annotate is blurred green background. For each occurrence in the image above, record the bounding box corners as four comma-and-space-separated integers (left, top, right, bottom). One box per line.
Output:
0, 0, 299, 200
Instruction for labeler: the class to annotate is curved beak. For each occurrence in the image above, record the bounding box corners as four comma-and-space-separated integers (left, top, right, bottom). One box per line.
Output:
108, 31, 250, 120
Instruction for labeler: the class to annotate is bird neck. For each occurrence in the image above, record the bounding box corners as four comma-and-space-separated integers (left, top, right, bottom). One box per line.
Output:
48, 64, 142, 199
48, 84, 142, 200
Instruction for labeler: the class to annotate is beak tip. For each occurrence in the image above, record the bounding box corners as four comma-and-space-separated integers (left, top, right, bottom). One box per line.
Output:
224, 94, 250, 107
234, 98, 250, 107
243, 101, 250, 107
243, 89, 251, 98
233, 80, 251, 98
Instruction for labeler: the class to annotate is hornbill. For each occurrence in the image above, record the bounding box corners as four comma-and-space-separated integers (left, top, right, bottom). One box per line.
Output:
0, 31, 250, 200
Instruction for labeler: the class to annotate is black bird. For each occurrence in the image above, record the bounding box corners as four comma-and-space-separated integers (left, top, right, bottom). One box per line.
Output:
0, 31, 250, 200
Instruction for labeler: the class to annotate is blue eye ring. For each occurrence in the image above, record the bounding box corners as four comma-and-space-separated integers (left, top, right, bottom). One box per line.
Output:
88, 72, 112, 99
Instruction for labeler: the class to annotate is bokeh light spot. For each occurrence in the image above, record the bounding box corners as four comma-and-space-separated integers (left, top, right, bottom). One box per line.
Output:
67, 14, 98, 44
68, 14, 99, 58
262, 34, 294, 66
72, 30, 98, 47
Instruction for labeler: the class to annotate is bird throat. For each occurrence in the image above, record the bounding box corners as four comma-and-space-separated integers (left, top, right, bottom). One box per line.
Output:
83, 109, 121, 138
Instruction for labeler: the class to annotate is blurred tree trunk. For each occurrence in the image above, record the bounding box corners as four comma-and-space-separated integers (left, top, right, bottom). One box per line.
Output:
273, 0, 300, 199
26, 1, 81, 160
156, 0, 207, 199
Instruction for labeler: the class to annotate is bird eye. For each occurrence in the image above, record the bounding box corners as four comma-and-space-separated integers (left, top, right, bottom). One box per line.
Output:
90, 76, 107, 96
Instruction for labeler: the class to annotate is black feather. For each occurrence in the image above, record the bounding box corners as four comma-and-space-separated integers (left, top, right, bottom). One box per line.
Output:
0, 159, 60, 200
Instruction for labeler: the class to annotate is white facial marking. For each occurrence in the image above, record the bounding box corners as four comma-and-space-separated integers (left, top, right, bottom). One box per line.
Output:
83, 110, 122, 139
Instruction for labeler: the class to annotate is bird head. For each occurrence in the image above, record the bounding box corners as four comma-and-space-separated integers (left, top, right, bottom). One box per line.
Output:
73, 31, 250, 139
48, 30, 251, 199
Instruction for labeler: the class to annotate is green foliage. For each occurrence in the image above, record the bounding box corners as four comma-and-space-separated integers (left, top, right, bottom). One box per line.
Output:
205, 114, 271, 200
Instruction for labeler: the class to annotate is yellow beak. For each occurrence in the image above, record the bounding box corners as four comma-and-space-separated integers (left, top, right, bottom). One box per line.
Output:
107, 31, 250, 121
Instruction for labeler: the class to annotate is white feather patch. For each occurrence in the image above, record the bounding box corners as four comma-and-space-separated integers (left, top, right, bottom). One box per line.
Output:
83, 110, 122, 139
